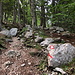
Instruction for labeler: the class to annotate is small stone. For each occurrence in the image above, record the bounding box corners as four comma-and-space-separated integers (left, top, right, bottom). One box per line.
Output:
72, 42, 74, 44
25, 30, 33, 38
56, 27, 64, 32
28, 62, 31, 65
3, 61, 13, 67
61, 31, 70, 36
6, 50, 16, 57
51, 71, 58, 75
5, 39, 13, 42
40, 38, 54, 46
54, 67, 66, 74
35, 36, 44, 43
57, 31, 60, 33
17, 37, 20, 40
21, 63, 25, 67
6, 50, 21, 58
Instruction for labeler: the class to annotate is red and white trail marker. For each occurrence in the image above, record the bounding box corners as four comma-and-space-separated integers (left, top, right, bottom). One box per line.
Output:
48, 53, 53, 58
49, 45, 54, 49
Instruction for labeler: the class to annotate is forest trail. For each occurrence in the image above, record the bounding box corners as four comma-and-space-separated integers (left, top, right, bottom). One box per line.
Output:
0, 37, 42, 75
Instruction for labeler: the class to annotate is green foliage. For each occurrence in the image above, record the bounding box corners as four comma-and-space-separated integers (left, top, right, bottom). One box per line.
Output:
20, 27, 27, 33
49, 0, 75, 32
34, 44, 42, 50
0, 36, 6, 50
38, 60, 46, 70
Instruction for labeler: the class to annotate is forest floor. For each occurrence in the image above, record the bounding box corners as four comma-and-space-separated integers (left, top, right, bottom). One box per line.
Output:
0, 29, 75, 75
45, 30, 75, 46
0, 37, 42, 75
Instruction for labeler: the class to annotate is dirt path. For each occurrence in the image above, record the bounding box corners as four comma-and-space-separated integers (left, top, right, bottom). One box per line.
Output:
0, 37, 42, 75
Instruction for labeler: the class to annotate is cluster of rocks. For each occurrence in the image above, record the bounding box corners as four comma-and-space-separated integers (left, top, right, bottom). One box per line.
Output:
0, 25, 75, 75
0, 28, 18, 37
49, 26, 71, 36
23, 26, 74, 68
50, 26, 64, 31
1, 25, 74, 69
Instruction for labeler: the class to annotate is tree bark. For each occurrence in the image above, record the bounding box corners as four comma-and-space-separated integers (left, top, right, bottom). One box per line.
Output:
0, 1, 2, 30
18, 0, 21, 27
40, 0, 46, 28
29, 0, 37, 29
13, 1, 16, 24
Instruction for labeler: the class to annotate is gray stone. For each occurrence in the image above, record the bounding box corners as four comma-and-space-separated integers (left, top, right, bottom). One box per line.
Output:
9, 28, 18, 37
53, 67, 66, 75
56, 27, 64, 32
35, 36, 44, 43
57, 31, 60, 34
49, 26, 56, 30
54, 37, 61, 41
3, 61, 13, 67
6, 50, 21, 57
50, 30, 56, 34
21, 63, 26, 67
0, 28, 18, 37
25, 30, 33, 38
0, 29, 10, 37
5, 39, 13, 42
47, 43, 75, 67
50, 26, 64, 32
26, 25, 32, 30
28, 62, 31, 65
40, 38, 54, 46
61, 31, 70, 36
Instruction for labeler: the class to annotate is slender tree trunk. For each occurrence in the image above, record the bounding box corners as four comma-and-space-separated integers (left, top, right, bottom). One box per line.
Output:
22, 0, 26, 25
29, 0, 37, 29
45, 0, 48, 27
13, 1, 16, 24
18, 0, 21, 27
40, 0, 46, 28
0, 1, 2, 30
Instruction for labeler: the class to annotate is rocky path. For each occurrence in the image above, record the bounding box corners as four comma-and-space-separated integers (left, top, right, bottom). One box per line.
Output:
0, 37, 42, 75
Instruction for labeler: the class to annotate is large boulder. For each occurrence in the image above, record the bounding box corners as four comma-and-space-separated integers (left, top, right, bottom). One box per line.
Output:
35, 36, 44, 43
0, 29, 10, 37
25, 30, 33, 38
9, 28, 18, 37
47, 43, 75, 67
40, 38, 54, 46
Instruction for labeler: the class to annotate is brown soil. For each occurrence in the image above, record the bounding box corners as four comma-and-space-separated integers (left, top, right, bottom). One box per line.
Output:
0, 37, 42, 75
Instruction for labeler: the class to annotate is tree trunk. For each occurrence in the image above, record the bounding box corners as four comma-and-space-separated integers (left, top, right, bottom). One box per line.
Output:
18, 0, 21, 27
22, 0, 26, 25
0, 1, 2, 30
40, 0, 46, 28
13, 1, 16, 24
29, 0, 37, 29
